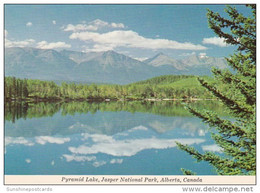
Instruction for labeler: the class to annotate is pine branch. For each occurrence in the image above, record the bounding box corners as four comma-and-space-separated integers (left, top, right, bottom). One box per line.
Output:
212, 68, 256, 106
211, 133, 255, 159
226, 51, 255, 73
181, 168, 196, 175
197, 78, 254, 117
176, 142, 243, 175
187, 106, 248, 138
207, 8, 255, 54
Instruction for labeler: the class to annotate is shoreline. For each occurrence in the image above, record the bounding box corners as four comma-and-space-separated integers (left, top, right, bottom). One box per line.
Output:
4, 97, 217, 103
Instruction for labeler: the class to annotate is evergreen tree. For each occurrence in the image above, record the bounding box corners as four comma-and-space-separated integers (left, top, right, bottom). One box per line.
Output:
23, 79, 29, 98
12, 77, 16, 98
177, 5, 256, 175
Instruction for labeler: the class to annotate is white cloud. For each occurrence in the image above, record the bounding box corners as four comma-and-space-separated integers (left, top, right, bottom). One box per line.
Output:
93, 161, 106, 167
202, 37, 229, 47
63, 19, 125, 32
5, 136, 34, 146
5, 135, 71, 147
62, 154, 96, 162
4, 33, 56, 50
35, 136, 70, 145
36, 41, 71, 49
199, 52, 208, 59
91, 19, 109, 28
69, 132, 205, 157
62, 154, 107, 168
84, 44, 115, 52
5, 34, 71, 50
81, 133, 114, 143
63, 24, 98, 32
51, 160, 55, 166
134, 57, 149, 62
110, 159, 123, 164
5, 38, 70, 50
202, 144, 223, 153
111, 22, 125, 29
25, 159, 31, 163
26, 22, 32, 27
52, 20, 56, 25
89, 19, 125, 29
70, 30, 207, 52
5, 38, 35, 48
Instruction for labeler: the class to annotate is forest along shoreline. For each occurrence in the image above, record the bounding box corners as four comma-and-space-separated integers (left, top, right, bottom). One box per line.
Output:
4, 75, 223, 103
5, 97, 218, 103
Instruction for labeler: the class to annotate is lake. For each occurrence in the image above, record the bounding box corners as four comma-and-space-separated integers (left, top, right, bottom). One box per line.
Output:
4, 101, 225, 175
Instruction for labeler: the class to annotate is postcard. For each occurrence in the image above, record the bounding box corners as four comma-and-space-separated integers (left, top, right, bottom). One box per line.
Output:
3, 2, 256, 188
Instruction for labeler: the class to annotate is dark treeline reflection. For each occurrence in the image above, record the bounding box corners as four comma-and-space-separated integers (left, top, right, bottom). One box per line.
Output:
5, 100, 227, 123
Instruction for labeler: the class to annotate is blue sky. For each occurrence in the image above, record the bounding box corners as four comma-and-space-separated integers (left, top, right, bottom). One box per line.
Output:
4, 4, 251, 60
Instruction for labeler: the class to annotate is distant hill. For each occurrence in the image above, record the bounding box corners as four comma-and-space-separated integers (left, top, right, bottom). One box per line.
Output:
71, 50, 164, 84
5, 47, 77, 81
144, 52, 184, 70
132, 75, 195, 85
5, 47, 228, 84
145, 52, 228, 70
131, 74, 213, 91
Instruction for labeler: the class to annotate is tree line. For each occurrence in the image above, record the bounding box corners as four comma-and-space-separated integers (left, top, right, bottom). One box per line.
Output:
5, 100, 226, 123
4, 75, 214, 101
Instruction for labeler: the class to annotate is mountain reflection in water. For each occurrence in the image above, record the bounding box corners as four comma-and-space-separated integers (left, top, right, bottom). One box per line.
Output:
5, 101, 225, 175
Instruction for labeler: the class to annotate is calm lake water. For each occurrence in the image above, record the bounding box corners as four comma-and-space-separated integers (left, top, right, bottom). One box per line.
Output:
4, 101, 225, 175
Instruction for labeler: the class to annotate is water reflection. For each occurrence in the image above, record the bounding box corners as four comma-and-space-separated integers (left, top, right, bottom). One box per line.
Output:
5, 101, 224, 175
5, 101, 225, 137
5, 101, 226, 123
5, 136, 71, 146
67, 131, 205, 157
62, 126, 205, 169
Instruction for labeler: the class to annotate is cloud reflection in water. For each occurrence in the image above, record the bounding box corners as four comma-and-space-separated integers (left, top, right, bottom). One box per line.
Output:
68, 126, 205, 157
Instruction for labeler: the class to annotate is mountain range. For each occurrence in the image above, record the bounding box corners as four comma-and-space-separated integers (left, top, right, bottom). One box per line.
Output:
5, 47, 228, 84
